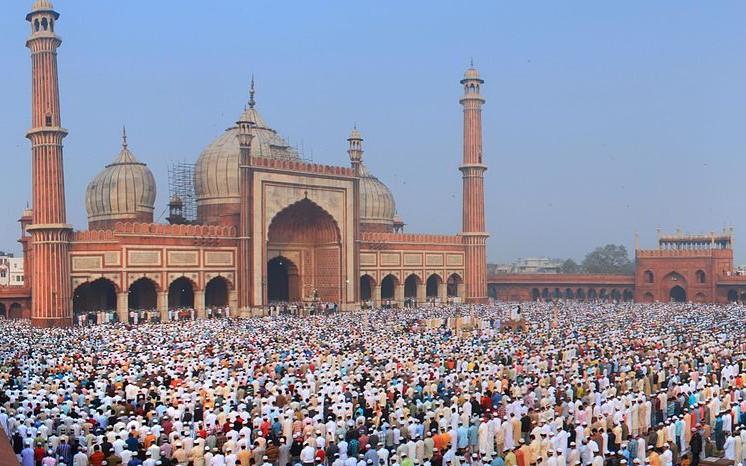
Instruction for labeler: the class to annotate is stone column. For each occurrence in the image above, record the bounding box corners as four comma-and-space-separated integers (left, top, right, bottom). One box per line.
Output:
116, 292, 128, 324
438, 282, 447, 303
229, 290, 238, 316
373, 285, 381, 307
195, 290, 206, 319
157, 291, 168, 322
394, 283, 404, 307
416, 283, 426, 305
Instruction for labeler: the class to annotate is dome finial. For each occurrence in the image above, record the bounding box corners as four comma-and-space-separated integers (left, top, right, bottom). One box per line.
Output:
249, 75, 256, 109
121, 125, 128, 149
470, 57, 474, 68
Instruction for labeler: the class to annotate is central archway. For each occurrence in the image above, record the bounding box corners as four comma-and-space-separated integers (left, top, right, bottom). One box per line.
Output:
267, 198, 342, 303
669, 286, 687, 303
267, 256, 300, 302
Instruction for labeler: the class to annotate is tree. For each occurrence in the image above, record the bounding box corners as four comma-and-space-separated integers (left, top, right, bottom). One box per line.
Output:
560, 258, 581, 274
581, 244, 634, 274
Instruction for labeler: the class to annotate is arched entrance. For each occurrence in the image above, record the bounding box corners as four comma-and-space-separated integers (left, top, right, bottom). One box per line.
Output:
0, 303, 5, 318
73, 278, 117, 316
531, 288, 540, 301
447, 273, 463, 298
404, 274, 421, 307
168, 277, 195, 308
426, 274, 442, 299
728, 289, 738, 302
359, 275, 374, 302
381, 274, 397, 302
576, 288, 585, 301
643, 292, 654, 303
669, 286, 686, 303
267, 199, 341, 303
267, 256, 300, 302
129, 277, 157, 310
8, 303, 22, 319
205, 276, 230, 307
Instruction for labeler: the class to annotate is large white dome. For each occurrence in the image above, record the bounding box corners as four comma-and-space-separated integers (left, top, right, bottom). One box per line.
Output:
194, 105, 299, 209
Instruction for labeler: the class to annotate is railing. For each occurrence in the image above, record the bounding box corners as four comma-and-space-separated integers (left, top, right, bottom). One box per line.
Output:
360, 231, 462, 245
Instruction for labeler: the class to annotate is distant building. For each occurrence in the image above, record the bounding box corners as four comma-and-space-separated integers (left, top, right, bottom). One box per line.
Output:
489, 258, 563, 275
489, 229, 746, 304
0, 252, 24, 286
510, 257, 563, 274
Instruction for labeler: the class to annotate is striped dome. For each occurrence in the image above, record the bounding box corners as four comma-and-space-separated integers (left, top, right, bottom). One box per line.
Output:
359, 164, 396, 228
194, 102, 299, 210
85, 133, 156, 227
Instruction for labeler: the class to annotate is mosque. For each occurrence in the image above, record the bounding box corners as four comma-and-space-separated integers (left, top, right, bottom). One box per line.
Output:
4, 1, 489, 326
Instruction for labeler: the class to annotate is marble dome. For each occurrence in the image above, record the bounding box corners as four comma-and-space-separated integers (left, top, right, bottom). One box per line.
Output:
359, 163, 397, 229
194, 96, 299, 209
85, 131, 156, 228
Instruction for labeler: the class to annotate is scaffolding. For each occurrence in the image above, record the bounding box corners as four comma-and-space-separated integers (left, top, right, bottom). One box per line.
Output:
167, 161, 197, 224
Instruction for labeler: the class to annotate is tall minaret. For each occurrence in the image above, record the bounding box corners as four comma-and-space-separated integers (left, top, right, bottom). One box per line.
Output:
25, 0, 72, 327
459, 64, 489, 304
237, 79, 255, 311
347, 126, 363, 177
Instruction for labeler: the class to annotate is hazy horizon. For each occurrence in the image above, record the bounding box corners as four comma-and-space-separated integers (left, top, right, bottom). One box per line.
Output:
2, 1, 746, 263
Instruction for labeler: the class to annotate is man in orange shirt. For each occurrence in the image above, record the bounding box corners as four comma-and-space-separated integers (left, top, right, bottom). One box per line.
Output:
89, 444, 106, 466
517, 440, 528, 466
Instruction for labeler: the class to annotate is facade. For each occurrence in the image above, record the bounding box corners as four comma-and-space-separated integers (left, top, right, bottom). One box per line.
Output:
8, 1, 488, 327
489, 230, 746, 304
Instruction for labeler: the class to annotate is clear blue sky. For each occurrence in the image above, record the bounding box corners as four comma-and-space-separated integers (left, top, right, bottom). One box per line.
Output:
1, 1, 745, 263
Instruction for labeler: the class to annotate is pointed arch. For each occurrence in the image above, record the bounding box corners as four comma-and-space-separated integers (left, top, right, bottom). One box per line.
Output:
426, 273, 443, 298
381, 274, 399, 300
360, 274, 375, 302
129, 277, 158, 310
205, 276, 230, 308
404, 274, 422, 299
73, 278, 117, 315
447, 273, 463, 297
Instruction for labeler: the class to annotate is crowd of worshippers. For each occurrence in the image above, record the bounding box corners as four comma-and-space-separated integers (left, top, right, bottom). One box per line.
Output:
75, 307, 234, 326
3, 301, 746, 466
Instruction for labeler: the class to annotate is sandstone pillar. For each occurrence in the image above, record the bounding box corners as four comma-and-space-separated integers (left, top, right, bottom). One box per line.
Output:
373, 285, 381, 307
157, 291, 168, 322
416, 283, 426, 304
116, 292, 128, 324
195, 290, 206, 319
394, 283, 404, 307
438, 282, 447, 303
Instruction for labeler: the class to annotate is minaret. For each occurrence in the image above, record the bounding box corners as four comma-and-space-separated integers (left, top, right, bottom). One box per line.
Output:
237, 79, 255, 311
347, 126, 363, 177
459, 64, 489, 304
26, 0, 72, 327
